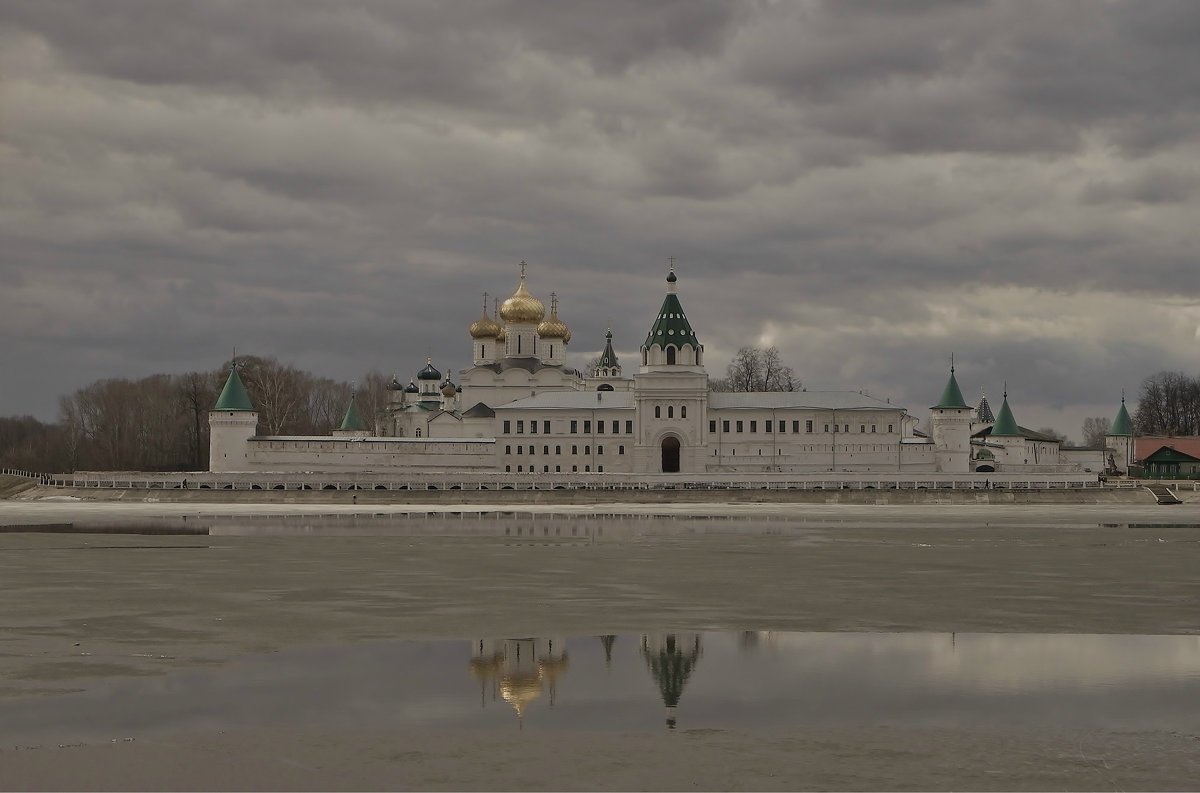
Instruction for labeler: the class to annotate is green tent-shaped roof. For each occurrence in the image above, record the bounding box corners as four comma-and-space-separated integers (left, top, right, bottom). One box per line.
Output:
338, 393, 368, 432
931, 366, 970, 410
643, 269, 701, 350
597, 329, 619, 369
213, 364, 255, 411
1109, 397, 1133, 436
991, 392, 1021, 437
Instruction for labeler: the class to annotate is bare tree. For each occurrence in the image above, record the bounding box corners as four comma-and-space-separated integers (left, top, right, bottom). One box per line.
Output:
1134, 371, 1200, 436
1081, 417, 1110, 448
1036, 426, 1070, 445
713, 346, 799, 392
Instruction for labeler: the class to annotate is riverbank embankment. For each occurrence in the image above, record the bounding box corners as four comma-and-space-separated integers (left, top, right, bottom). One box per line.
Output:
8, 482, 1182, 505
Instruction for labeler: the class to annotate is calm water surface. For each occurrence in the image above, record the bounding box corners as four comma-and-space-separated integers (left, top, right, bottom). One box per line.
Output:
3, 631, 1198, 744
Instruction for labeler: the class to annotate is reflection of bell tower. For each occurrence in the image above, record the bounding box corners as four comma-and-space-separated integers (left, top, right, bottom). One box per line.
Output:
641, 632, 703, 730
599, 635, 617, 668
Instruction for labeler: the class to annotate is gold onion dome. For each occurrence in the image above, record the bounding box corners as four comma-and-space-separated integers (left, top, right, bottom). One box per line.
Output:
469, 294, 503, 339
537, 293, 569, 339
499, 262, 545, 324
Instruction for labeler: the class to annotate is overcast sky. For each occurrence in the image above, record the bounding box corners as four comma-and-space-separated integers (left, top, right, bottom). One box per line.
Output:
3, 0, 1199, 440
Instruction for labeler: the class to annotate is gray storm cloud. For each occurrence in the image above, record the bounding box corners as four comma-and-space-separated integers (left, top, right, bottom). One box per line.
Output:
2, 0, 1198, 438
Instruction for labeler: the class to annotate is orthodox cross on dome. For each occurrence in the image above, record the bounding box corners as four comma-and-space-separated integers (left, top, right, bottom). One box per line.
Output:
550, 292, 558, 313
482, 292, 489, 312
520, 260, 528, 278
668, 256, 675, 269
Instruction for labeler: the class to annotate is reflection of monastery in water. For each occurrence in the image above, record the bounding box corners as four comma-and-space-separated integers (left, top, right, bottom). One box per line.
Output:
210, 264, 1128, 477
469, 633, 704, 730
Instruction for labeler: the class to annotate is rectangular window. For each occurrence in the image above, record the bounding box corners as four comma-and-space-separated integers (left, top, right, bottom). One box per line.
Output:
765, 420, 772, 433
543, 446, 549, 455
793, 420, 801, 433
737, 421, 744, 433
844, 424, 849, 433
503, 420, 511, 434
543, 421, 550, 434
626, 420, 633, 434
888, 424, 894, 433
516, 446, 522, 454
806, 420, 813, 433
709, 420, 717, 433
556, 445, 562, 454
584, 420, 591, 434
619, 445, 625, 455
860, 425, 866, 433
598, 445, 604, 455
505, 445, 511, 454
572, 445, 578, 455
516, 420, 524, 434
597, 420, 605, 434
584, 445, 590, 455
750, 420, 757, 433
779, 421, 785, 434
723, 420, 730, 433
570, 420, 578, 434
555, 465, 561, 472
530, 421, 537, 434
871, 425, 876, 433
825, 424, 830, 432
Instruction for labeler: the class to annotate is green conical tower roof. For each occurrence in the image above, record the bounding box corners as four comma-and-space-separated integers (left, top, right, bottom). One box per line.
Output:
213, 363, 255, 411
991, 390, 1021, 437
931, 365, 970, 410
643, 267, 701, 350
597, 329, 619, 369
1109, 396, 1133, 436
338, 393, 368, 432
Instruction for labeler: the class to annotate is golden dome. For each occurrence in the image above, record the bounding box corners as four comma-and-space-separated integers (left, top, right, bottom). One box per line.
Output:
469, 294, 502, 339
537, 293, 569, 339
496, 324, 507, 342
500, 262, 545, 324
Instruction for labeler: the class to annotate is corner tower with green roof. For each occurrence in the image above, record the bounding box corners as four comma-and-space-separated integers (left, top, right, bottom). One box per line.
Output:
1106, 394, 1134, 473
209, 360, 259, 473
929, 363, 972, 473
333, 392, 370, 438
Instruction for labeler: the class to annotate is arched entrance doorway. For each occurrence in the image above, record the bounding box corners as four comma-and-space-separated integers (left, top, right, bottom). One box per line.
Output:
661, 436, 681, 473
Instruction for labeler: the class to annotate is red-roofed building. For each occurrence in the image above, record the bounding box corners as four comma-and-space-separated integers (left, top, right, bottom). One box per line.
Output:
1134, 437, 1200, 462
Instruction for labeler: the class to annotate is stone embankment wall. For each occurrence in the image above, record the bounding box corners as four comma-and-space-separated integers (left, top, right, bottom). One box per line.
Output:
10, 483, 1171, 505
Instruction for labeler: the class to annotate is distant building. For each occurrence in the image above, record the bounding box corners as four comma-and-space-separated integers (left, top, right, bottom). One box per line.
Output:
209, 264, 1111, 477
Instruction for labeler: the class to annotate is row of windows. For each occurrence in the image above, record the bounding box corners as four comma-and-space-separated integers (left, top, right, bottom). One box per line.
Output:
709, 420, 895, 434
653, 405, 687, 419
503, 419, 636, 435
713, 444, 904, 455
504, 445, 625, 456
506, 464, 604, 473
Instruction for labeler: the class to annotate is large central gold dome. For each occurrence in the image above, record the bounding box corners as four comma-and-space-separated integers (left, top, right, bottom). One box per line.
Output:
500, 265, 545, 324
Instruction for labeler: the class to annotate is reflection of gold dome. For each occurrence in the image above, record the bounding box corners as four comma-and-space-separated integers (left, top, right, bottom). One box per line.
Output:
537, 293, 569, 339
500, 672, 543, 718
500, 264, 546, 324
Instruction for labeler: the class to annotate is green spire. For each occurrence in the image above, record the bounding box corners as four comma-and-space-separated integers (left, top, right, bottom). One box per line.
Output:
932, 364, 969, 409
338, 393, 367, 432
1109, 395, 1133, 436
991, 389, 1021, 437
598, 328, 619, 369
213, 362, 255, 411
643, 266, 700, 350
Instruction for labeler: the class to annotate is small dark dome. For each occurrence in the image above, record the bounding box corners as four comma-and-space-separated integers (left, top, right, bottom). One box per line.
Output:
666, 269, 677, 283
390, 375, 404, 390
405, 380, 420, 394
417, 358, 442, 381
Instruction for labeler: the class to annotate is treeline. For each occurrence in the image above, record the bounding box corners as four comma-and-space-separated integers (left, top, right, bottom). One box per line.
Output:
0, 356, 392, 473
1134, 371, 1200, 436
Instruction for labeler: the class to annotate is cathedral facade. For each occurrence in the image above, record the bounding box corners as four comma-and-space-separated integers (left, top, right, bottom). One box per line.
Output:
209, 264, 1107, 477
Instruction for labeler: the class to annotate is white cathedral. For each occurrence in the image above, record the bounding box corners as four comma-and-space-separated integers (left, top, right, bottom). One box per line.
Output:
209, 264, 1126, 477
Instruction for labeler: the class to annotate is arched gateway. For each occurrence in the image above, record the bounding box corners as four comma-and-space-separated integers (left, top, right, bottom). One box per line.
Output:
661, 436, 681, 473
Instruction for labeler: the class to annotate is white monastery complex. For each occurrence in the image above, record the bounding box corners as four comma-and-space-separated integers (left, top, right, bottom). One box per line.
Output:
208, 264, 1132, 479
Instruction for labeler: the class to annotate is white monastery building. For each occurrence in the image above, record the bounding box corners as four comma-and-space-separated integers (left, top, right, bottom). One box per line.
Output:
209, 264, 1125, 477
